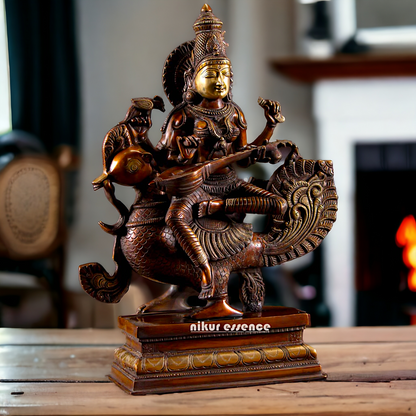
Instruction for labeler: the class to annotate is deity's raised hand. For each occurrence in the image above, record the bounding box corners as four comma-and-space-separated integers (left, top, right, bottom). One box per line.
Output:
258, 97, 285, 126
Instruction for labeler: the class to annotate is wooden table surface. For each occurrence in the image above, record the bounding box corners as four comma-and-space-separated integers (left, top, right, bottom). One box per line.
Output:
1, 326, 416, 415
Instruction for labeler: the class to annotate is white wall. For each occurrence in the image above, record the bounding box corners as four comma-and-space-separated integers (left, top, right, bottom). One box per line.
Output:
315, 77, 416, 327
65, 0, 313, 312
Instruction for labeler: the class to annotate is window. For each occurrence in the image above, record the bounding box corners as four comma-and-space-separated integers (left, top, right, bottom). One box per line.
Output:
0, 0, 11, 134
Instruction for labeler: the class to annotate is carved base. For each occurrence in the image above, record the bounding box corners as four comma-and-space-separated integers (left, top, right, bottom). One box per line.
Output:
109, 306, 326, 395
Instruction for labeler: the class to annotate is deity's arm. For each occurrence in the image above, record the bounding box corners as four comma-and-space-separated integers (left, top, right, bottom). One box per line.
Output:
249, 97, 285, 147
233, 126, 247, 152
236, 129, 260, 168
250, 123, 276, 147
232, 109, 278, 167
155, 110, 192, 167
231, 102, 275, 150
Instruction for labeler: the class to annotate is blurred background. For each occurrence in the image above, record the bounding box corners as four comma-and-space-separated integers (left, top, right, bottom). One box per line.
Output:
1, 0, 416, 329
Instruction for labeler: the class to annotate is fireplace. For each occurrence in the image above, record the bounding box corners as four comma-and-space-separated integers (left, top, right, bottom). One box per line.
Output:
314, 77, 416, 326
355, 142, 416, 325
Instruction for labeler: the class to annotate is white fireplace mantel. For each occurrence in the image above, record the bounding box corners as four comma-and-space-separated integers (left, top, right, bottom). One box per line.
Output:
314, 77, 416, 326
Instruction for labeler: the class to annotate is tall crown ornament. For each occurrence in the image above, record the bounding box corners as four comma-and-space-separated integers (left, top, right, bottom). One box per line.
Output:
192, 4, 230, 71
80, 3, 338, 396
162, 4, 233, 107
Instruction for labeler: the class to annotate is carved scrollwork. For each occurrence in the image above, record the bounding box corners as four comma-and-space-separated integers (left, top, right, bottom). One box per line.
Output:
263, 158, 338, 266
79, 236, 131, 303
79, 262, 131, 303
162, 41, 195, 106
102, 124, 132, 172
113, 342, 317, 376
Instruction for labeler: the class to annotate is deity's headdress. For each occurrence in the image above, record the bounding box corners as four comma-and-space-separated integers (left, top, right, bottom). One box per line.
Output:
192, 4, 230, 73
162, 4, 231, 106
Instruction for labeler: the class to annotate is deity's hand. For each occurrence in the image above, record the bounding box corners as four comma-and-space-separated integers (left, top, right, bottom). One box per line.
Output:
177, 135, 200, 163
247, 144, 280, 165
250, 145, 269, 164
126, 111, 152, 141
129, 115, 148, 127
258, 97, 285, 127
276, 140, 301, 162
264, 143, 282, 164
249, 141, 300, 165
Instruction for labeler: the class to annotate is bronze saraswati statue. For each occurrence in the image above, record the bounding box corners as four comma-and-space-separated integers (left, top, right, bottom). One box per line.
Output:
80, 4, 337, 394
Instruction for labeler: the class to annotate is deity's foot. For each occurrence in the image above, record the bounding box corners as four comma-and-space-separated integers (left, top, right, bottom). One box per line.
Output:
197, 199, 224, 218
198, 282, 215, 300
189, 298, 243, 320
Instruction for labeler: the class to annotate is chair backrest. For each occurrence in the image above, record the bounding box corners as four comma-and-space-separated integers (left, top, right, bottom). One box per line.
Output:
0, 155, 63, 260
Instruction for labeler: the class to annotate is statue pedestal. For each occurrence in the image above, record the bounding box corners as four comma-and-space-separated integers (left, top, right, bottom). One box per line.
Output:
109, 306, 326, 395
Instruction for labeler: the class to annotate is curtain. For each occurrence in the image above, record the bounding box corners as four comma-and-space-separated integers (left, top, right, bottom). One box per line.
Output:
5, 0, 79, 153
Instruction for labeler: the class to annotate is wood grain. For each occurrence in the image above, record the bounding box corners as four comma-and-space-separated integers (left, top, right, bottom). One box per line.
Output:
0, 346, 114, 381
304, 326, 416, 344
1, 334, 415, 383
318, 342, 416, 381
1, 327, 415, 415
1, 381, 415, 415
0, 328, 124, 346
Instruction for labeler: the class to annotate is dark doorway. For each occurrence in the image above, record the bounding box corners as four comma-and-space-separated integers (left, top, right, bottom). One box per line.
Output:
355, 142, 416, 325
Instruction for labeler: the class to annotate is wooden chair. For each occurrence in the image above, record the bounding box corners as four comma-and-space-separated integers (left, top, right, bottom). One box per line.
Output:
0, 132, 66, 327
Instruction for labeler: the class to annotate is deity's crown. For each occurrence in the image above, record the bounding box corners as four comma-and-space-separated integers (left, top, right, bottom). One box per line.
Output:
192, 4, 229, 72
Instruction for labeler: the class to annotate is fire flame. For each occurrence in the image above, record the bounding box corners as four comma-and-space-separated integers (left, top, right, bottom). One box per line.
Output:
396, 215, 416, 292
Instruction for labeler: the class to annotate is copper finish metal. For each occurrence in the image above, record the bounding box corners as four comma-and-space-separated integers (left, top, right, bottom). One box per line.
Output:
109, 308, 324, 395
79, 3, 338, 394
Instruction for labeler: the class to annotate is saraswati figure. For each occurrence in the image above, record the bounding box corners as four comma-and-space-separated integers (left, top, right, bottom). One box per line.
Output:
155, 4, 290, 299
79, 4, 337, 319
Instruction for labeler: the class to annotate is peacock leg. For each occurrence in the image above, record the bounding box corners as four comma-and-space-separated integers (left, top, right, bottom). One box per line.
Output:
98, 180, 130, 235
239, 268, 265, 312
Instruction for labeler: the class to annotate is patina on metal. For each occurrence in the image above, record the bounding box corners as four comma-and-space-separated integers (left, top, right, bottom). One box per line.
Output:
79, 4, 338, 394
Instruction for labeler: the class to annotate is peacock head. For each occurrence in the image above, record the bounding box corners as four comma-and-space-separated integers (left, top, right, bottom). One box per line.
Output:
92, 146, 154, 190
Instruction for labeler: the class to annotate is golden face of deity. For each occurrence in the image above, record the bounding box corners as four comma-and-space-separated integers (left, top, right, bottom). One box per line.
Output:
194, 62, 231, 100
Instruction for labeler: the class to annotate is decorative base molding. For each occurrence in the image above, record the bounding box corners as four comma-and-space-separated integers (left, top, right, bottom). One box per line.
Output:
109, 307, 326, 395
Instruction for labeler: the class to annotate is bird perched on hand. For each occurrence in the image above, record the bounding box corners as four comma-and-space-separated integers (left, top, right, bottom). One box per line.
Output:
100, 96, 165, 175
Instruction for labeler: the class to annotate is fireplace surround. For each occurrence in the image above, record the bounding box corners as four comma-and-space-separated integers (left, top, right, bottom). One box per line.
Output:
314, 77, 416, 326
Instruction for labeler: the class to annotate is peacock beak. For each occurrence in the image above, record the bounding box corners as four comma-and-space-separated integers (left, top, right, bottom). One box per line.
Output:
92, 172, 108, 190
